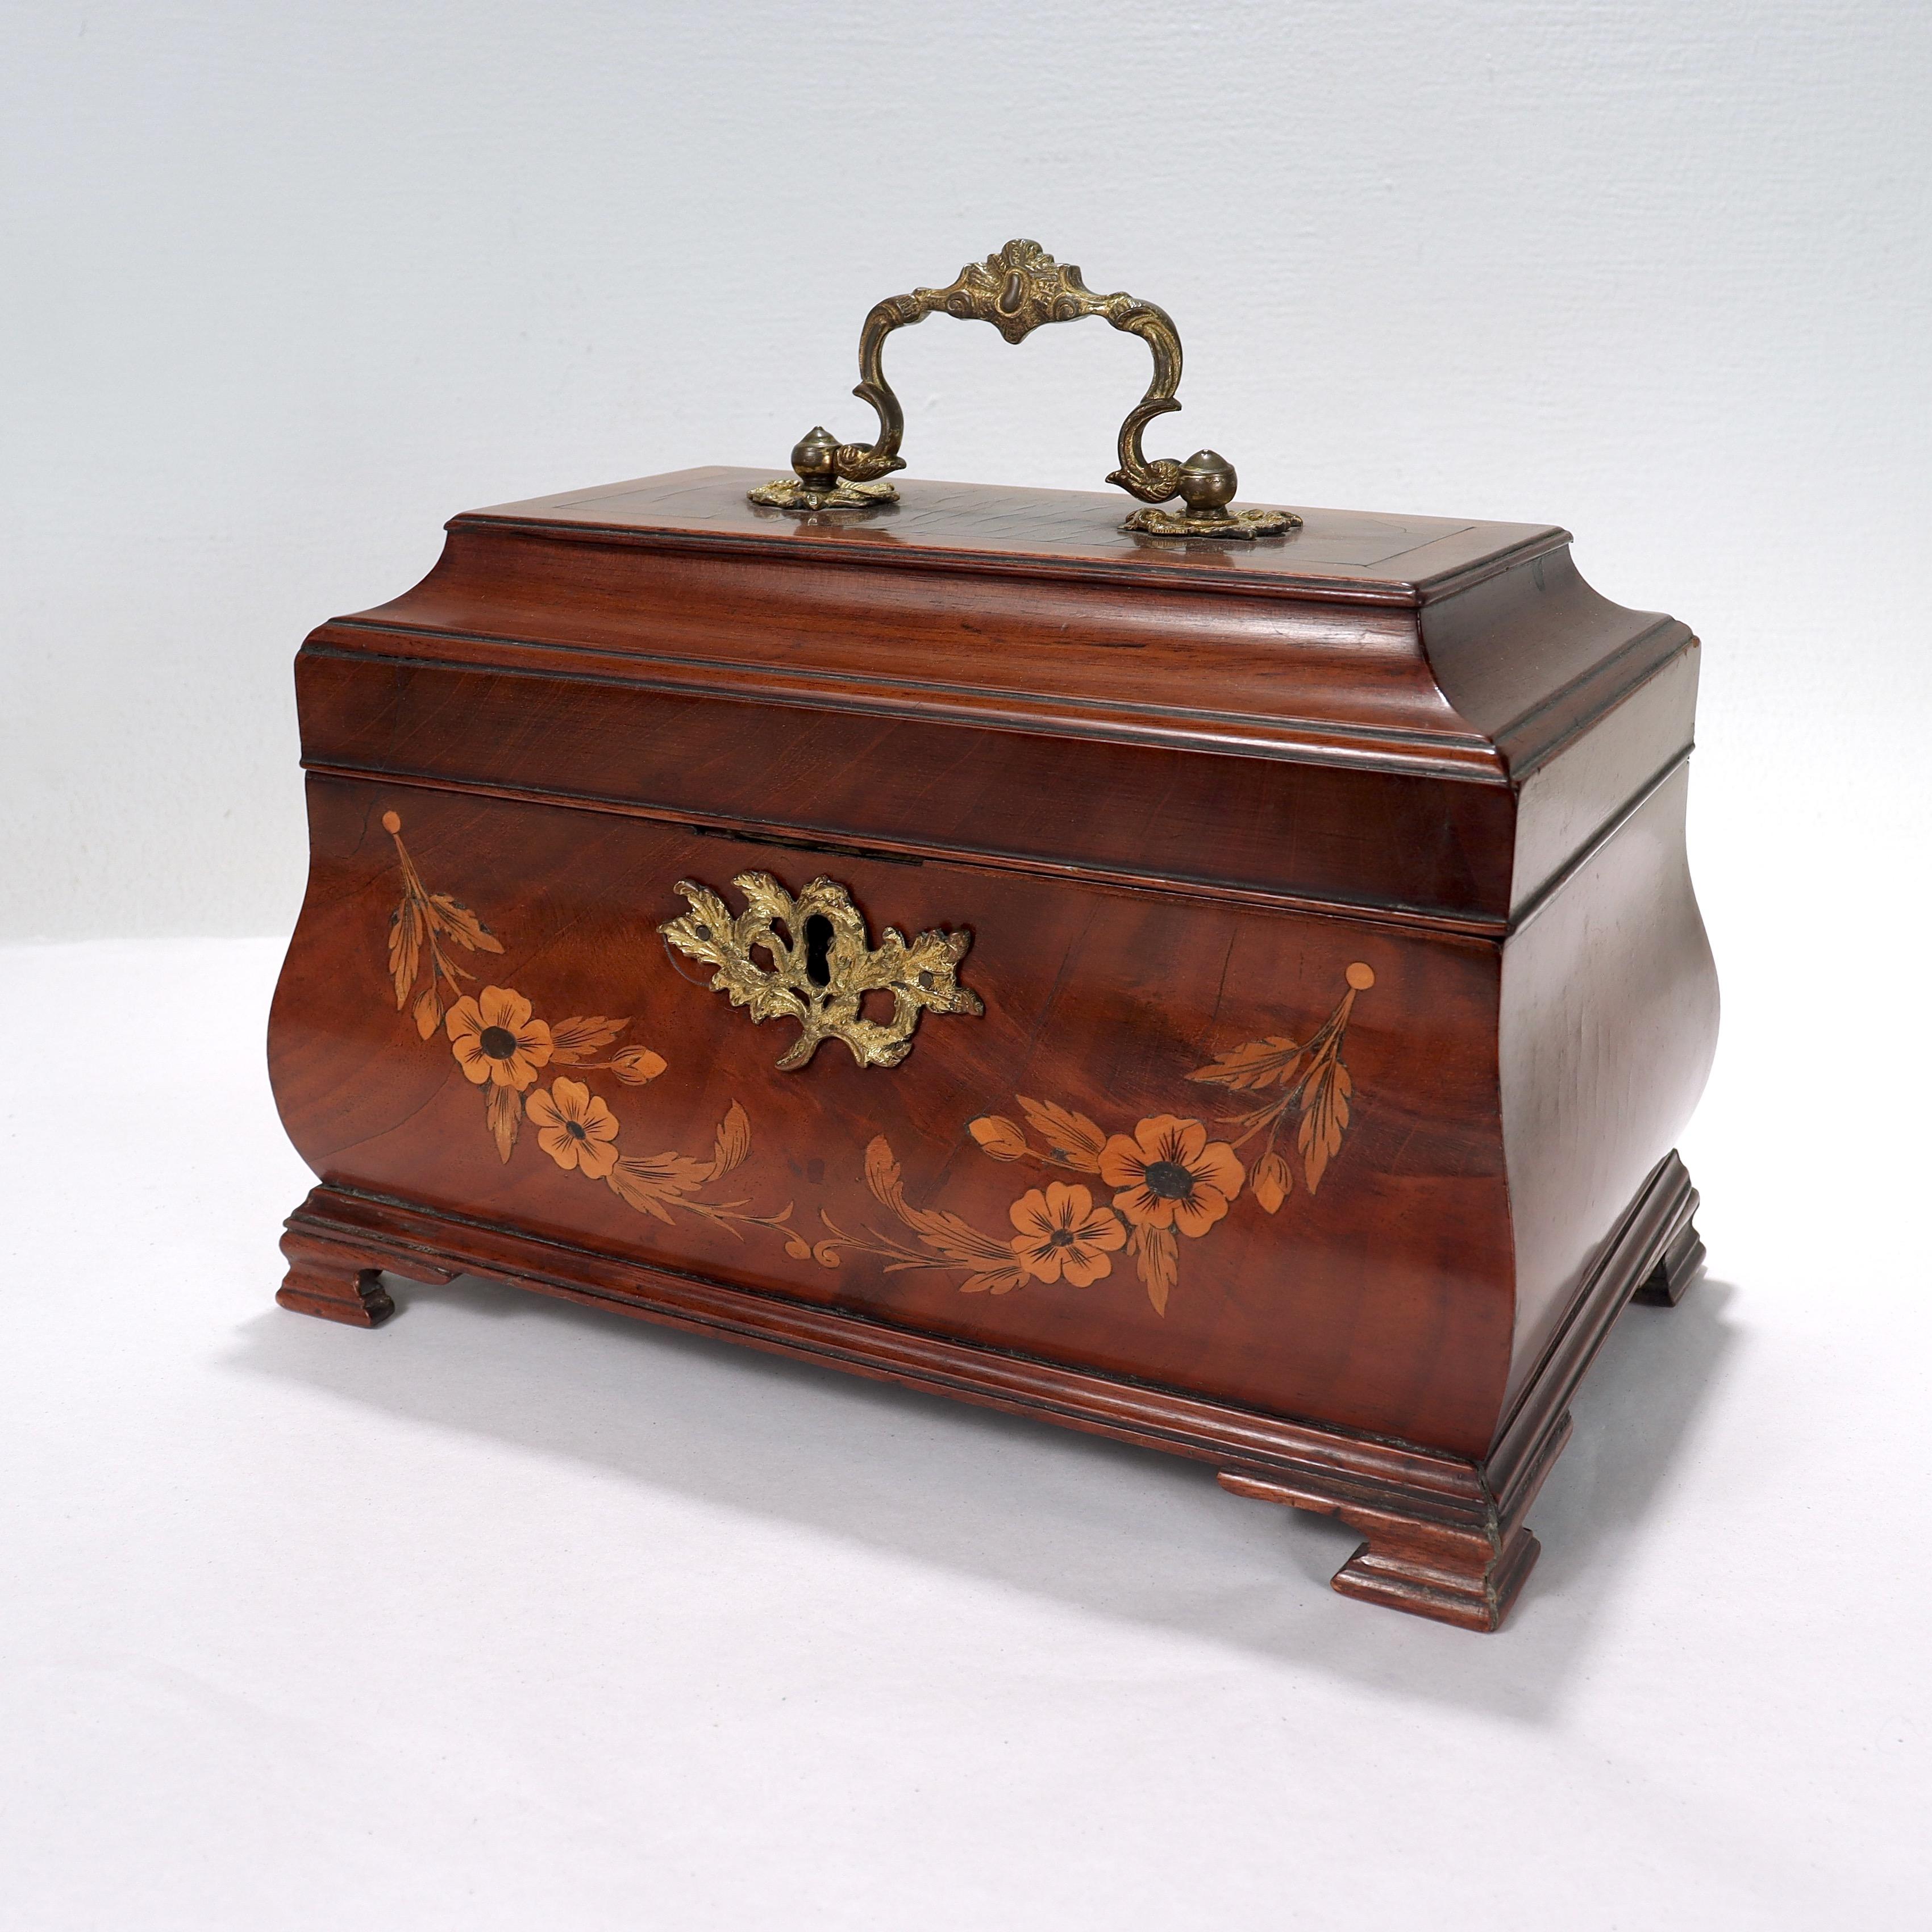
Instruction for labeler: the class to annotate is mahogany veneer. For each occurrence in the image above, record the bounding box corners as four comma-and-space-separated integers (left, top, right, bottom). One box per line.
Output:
269, 467, 1718, 1632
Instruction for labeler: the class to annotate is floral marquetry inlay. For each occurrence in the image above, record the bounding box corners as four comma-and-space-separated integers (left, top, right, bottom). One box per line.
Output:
818, 965, 1374, 1315
380, 812, 811, 1261
376, 813, 1372, 1320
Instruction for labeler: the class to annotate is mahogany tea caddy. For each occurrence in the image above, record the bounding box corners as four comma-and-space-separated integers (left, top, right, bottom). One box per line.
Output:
269, 242, 1717, 1631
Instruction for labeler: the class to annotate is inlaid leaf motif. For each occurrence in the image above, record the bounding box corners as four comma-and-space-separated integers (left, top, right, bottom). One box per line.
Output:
861, 1100, 1261, 1314
1298, 1059, 1352, 1194
959, 1262, 1030, 1295
607, 1150, 714, 1222
1129, 1225, 1178, 1317
547, 1015, 630, 1064
1189, 963, 1372, 1201
376, 811, 798, 1252
968, 1115, 1029, 1161
911, 1213, 1012, 1269
427, 893, 503, 954
912, 1216, 1019, 1271
605, 1167, 671, 1222
709, 1100, 752, 1180
859, 1136, 1019, 1275
485, 1082, 522, 1164
864, 1135, 907, 1215
388, 898, 422, 1010
839, 969, 1369, 1311
1015, 1096, 1107, 1172
1187, 1035, 1308, 1094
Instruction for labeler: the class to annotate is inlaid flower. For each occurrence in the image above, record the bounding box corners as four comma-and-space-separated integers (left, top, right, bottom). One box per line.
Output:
607, 1046, 668, 1086
527, 1077, 621, 1179
1007, 1182, 1126, 1286
1099, 1115, 1244, 1238
445, 985, 553, 1091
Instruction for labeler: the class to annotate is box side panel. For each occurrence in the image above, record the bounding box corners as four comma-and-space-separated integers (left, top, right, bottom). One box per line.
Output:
269, 776, 1517, 1456
1496, 764, 1719, 1415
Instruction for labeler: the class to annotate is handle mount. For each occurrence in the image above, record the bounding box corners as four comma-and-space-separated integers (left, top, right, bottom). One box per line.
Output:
748, 239, 1298, 540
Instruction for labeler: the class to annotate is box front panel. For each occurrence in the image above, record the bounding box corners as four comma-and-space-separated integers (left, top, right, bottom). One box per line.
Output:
271, 777, 1514, 1455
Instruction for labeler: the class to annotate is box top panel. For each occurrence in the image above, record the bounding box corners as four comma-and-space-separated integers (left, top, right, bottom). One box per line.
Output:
459, 467, 1567, 607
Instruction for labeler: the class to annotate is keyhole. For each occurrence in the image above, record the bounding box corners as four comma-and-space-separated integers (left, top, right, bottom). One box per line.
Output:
802, 913, 834, 988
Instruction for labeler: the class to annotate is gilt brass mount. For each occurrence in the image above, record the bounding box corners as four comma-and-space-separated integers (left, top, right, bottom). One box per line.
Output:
660, 872, 982, 1071
748, 427, 901, 511
752, 239, 1298, 539
1122, 449, 1301, 542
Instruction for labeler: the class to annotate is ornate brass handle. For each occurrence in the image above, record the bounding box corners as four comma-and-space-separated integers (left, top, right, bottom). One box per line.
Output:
750, 239, 1298, 540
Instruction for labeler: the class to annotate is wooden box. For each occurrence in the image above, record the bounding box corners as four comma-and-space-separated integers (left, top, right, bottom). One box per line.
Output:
269, 247, 1717, 1631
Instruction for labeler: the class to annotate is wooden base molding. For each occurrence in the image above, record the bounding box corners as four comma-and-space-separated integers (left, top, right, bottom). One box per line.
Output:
278, 1152, 1702, 1633
1218, 1414, 1568, 1635
277, 1225, 454, 1327
1221, 1152, 1701, 1629
1635, 1211, 1706, 1306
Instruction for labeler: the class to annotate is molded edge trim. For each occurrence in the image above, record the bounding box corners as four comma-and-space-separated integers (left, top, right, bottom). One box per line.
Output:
285, 1181, 1494, 1516
1484, 1150, 1700, 1505
445, 509, 1573, 610
1492, 618, 1693, 778
306, 631, 1508, 781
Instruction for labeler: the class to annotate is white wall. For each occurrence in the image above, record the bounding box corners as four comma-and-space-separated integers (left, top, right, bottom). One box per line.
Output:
4, 1, 1927, 939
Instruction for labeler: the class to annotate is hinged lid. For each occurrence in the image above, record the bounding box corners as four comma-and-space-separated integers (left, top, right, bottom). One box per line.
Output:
296, 239, 1696, 937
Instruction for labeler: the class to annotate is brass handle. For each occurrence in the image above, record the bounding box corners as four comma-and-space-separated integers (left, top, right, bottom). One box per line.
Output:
750, 239, 1298, 539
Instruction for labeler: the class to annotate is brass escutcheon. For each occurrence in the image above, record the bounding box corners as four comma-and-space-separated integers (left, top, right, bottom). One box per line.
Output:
660, 873, 982, 1071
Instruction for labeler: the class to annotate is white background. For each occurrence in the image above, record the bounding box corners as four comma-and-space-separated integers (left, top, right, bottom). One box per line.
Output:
3, 5, 1929, 1927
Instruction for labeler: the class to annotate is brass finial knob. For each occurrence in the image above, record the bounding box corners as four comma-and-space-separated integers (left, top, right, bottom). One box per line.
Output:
1175, 449, 1239, 518
790, 425, 843, 494
747, 424, 903, 513
1121, 445, 1297, 540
